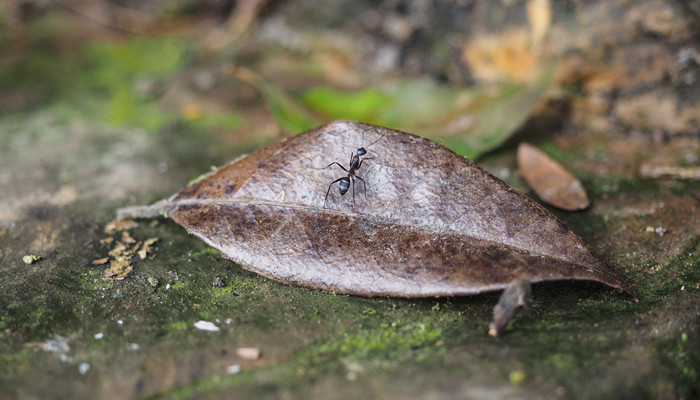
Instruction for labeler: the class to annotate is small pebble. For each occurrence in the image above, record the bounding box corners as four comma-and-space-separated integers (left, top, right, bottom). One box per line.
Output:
78, 363, 90, 375
236, 347, 261, 360
117, 320, 123, 325
23, 255, 41, 264
645, 226, 667, 236
227, 364, 241, 375
147, 277, 159, 288
212, 277, 225, 287
94, 333, 104, 340
127, 343, 140, 351
509, 370, 526, 385
194, 320, 220, 332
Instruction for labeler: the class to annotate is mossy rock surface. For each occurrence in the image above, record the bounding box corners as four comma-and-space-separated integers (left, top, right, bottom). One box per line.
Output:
1, 2, 699, 399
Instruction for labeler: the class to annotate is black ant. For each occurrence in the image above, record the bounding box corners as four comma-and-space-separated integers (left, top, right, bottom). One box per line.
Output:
323, 129, 386, 208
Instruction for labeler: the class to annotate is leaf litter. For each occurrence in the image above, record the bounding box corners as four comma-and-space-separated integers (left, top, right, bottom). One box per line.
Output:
99, 218, 159, 281
118, 120, 633, 333
517, 142, 590, 211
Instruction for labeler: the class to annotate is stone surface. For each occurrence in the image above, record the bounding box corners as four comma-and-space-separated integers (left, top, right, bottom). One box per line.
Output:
0, 1, 699, 399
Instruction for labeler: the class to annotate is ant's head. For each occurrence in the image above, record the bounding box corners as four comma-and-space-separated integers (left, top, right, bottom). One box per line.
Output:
358, 128, 386, 157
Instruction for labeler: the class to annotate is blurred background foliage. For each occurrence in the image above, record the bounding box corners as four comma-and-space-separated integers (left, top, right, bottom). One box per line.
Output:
3, 0, 697, 161
0, 0, 572, 160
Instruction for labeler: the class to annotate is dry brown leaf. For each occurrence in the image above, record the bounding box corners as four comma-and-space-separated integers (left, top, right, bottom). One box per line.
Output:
517, 142, 590, 211
120, 121, 630, 298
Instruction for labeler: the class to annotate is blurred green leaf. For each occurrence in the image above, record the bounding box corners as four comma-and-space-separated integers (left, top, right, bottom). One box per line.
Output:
449, 69, 554, 159
297, 65, 555, 159
86, 37, 187, 88
84, 37, 188, 131
258, 79, 319, 134
184, 110, 244, 131
232, 67, 318, 134
301, 87, 392, 124
380, 79, 460, 128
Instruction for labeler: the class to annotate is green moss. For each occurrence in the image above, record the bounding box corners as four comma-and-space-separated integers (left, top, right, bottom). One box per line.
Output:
169, 321, 189, 331
319, 320, 443, 360
658, 330, 700, 397
539, 140, 583, 165
212, 278, 263, 298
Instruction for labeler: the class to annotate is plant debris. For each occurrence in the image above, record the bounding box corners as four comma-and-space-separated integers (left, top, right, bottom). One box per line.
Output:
100, 219, 158, 281
92, 257, 109, 265
138, 238, 159, 260
489, 279, 533, 337
103, 219, 137, 235
517, 142, 590, 211
22, 254, 41, 264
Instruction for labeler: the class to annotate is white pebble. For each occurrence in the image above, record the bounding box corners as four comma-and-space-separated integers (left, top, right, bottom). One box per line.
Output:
193, 320, 220, 332
227, 364, 241, 374
117, 320, 123, 325
236, 347, 261, 360
94, 333, 104, 340
78, 363, 90, 375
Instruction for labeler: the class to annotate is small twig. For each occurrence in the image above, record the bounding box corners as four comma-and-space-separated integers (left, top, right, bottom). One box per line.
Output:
640, 165, 700, 180
489, 279, 533, 337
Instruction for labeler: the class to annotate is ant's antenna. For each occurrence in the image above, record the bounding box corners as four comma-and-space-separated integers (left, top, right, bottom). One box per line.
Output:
363, 129, 386, 150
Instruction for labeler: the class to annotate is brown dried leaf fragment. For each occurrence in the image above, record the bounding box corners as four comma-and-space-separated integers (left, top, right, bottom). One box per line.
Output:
121, 231, 136, 244
517, 142, 590, 211
119, 121, 633, 331
102, 233, 143, 282
104, 259, 133, 281
103, 219, 137, 235
137, 238, 159, 260
92, 257, 109, 265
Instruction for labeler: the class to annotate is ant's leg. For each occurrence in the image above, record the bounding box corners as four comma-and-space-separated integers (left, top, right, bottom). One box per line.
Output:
349, 152, 355, 166
324, 178, 346, 208
357, 157, 373, 170
355, 175, 367, 197
325, 162, 348, 172
350, 176, 356, 207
